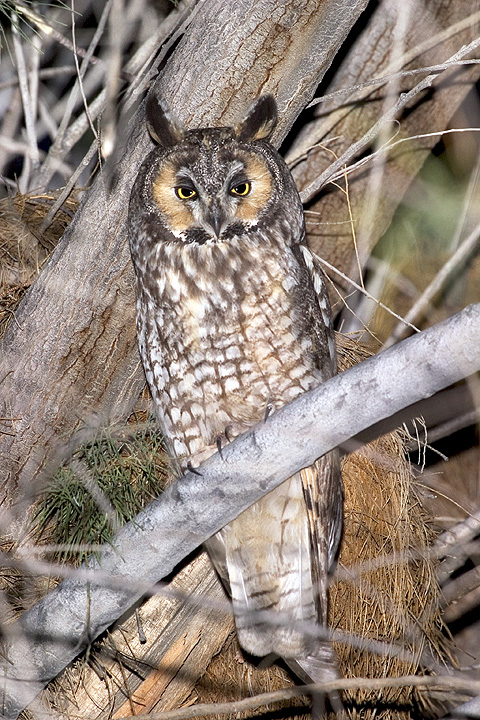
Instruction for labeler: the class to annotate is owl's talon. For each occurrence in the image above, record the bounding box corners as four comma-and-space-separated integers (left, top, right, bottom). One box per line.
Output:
264, 403, 274, 421
187, 461, 203, 477
216, 435, 225, 461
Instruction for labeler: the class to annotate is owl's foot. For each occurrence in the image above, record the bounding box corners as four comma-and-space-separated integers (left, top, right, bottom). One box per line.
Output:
214, 421, 253, 459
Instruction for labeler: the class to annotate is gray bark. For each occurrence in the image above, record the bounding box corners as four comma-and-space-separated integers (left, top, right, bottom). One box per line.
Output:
1, 304, 479, 718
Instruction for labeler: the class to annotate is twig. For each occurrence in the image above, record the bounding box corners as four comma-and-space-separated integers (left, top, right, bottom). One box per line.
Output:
442, 565, 480, 608
306, 59, 480, 110
419, 408, 480, 447
118, 674, 480, 720
435, 510, 480, 569
11, 13, 40, 189
69, 0, 101, 143
328, 127, 480, 189
39, 140, 97, 232
0, 87, 22, 176
101, 0, 125, 158
350, 2, 411, 280
0, 66, 76, 91
385, 220, 480, 347
313, 253, 420, 333
299, 36, 480, 203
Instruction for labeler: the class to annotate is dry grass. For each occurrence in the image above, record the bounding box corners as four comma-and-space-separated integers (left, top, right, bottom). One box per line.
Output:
0, 2, 479, 719
330, 338, 452, 717
0, 189, 80, 336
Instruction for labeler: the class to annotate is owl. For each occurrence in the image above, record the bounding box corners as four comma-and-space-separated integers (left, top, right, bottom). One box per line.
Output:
128, 93, 343, 684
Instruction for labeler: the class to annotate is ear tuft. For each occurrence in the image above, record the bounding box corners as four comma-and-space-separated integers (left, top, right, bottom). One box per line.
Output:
235, 95, 277, 142
146, 93, 184, 147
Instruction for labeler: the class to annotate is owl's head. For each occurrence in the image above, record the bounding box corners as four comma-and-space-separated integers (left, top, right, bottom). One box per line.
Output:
130, 95, 303, 247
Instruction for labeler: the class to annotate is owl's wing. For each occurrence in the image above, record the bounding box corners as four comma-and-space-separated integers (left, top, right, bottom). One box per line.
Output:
293, 243, 344, 689
297, 243, 337, 378
300, 456, 342, 621
294, 242, 343, 573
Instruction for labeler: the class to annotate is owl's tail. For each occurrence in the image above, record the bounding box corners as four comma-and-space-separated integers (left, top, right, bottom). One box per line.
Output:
207, 467, 340, 657
206, 459, 343, 714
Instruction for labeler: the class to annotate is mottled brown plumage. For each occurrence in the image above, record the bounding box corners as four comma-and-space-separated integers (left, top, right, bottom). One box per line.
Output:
128, 94, 343, 682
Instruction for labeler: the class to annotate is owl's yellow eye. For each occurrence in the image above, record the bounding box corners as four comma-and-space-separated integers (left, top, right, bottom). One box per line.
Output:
175, 186, 197, 200
230, 181, 251, 197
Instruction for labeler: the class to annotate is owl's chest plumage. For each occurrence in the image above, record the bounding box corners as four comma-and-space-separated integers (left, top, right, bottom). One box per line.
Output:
136, 230, 322, 468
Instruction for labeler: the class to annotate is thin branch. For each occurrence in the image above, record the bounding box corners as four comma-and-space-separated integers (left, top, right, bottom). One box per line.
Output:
328, 127, 480, 189
0, 86, 22, 176
1, 305, 480, 718
11, 14, 40, 189
314, 253, 420, 333
385, 220, 480, 347
69, 0, 100, 143
120, 674, 480, 720
101, 0, 125, 158
38, 140, 98, 232
299, 36, 480, 203
306, 59, 480, 110
435, 509, 480, 577
0, 66, 76, 92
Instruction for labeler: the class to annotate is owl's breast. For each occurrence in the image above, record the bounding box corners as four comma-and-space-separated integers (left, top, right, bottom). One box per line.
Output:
139, 239, 324, 468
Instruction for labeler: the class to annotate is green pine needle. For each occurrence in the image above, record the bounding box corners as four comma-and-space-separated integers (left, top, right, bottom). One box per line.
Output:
33, 421, 169, 565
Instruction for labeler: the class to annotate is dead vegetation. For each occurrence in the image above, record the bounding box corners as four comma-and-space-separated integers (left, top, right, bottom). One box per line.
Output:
0, 1, 479, 719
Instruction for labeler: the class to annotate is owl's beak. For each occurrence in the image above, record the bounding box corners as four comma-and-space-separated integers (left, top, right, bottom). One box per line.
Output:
204, 202, 226, 238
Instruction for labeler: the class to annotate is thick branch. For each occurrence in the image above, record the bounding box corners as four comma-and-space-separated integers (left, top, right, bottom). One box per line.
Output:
1, 305, 479, 718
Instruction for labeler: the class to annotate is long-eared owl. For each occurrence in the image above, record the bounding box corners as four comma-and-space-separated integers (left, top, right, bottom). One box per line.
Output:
128, 93, 343, 682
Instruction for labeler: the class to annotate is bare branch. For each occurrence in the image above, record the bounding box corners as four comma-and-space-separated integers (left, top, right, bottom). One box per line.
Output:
118, 674, 480, 720
299, 35, 480, 203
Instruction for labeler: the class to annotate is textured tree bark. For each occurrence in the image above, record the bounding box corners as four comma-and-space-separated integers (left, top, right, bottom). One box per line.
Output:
152, 0, 371, 144
0, 0, 369, 520
48, 552, 234, 720
1, 304, 479, 718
